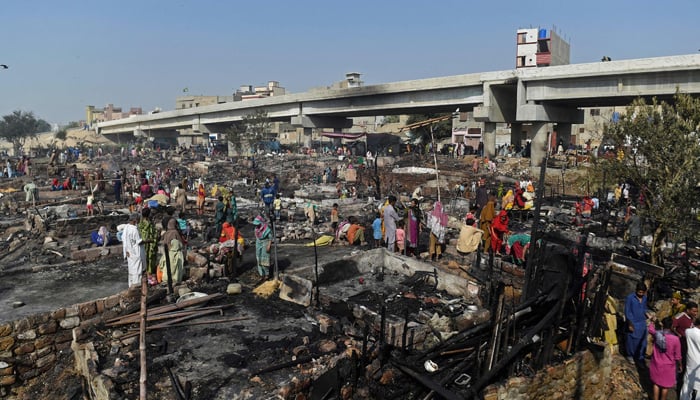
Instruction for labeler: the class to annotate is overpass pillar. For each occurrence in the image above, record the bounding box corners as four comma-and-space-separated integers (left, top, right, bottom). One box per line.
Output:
482, 122, 497, 159
530, 123, 550, 168
303, 128, 313, 148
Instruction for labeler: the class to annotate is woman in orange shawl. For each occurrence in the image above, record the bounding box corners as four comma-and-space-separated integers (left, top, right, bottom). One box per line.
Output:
196, 183, 206, 215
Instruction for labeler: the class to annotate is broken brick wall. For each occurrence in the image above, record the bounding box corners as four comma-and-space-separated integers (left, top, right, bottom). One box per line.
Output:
0, 288, 140, 397
482, 344, 613, 400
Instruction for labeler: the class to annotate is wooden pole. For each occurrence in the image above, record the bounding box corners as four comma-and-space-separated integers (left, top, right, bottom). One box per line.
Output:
139, 272, 148, 400
163, 242, 173, 295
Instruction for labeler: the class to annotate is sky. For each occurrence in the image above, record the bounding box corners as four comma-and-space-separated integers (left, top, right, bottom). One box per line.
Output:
1, 0, 698, 125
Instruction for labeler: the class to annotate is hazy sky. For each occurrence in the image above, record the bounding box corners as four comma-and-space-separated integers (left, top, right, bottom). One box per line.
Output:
1, 0, 698, 125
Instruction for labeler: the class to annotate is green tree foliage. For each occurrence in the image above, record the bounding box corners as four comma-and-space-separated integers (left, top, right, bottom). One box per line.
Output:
225, 109, 271, 154
54, 129, 67, 141
0, 110, 45, 154
596, 93, 700, 265
405, 113, 452, 141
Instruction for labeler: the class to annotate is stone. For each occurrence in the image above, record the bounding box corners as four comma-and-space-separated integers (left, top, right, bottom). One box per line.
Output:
59, 317, 80, 330
79, 301, 97, 318
0, 365, 12, 376
0, 337, 14, 352
104, 295, 120, 309
279, 274, 312, 307
37, 321, 58, 335
13, 343, 34, 356
317, 339, 337, 353
0, 325, 11, 337
17, 330, 36, 341
36, 353, 56, 368
226, 283, 242, 295
51, 308, 66, 320
178, 287, 192, 297
0, 375, 15, 386
64, 306, 79, 318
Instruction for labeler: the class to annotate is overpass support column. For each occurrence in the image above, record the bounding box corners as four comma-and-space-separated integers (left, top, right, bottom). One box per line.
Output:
482, 122, 497, 159
530, 123, 549, 168
303, 128, 313, 148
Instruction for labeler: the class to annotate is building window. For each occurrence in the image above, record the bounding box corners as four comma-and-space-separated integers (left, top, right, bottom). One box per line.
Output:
579, 128, 585, 133
590, 109, 601, 116
517, 32, 527, 44
517, 56, 526, 67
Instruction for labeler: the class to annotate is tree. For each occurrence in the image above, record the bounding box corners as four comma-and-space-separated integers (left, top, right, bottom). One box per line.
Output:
0, 110, 45, 155
54, 129, 67, 141
596, 93, 700, 265
225, 109, 271, 154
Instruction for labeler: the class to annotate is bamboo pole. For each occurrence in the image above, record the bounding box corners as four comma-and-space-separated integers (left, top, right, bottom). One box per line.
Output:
105, 293, 223, 324
139, 272, 148, 400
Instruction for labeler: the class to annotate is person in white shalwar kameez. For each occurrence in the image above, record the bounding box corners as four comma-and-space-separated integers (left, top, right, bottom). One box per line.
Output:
122, 213, 145, 287
681, 320, 700, 400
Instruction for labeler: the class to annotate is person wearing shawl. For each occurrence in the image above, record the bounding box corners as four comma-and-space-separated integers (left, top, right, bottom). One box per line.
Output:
406, 198, 422, 257
215, 195, 226, 238
138, 208, 159, 284
220, 221, 245, 256
480, 195, 496, 251
490, 210, 510, 254
502, 189, 514, 210
196, 183, 206, 215
426, 201, 448, 261
226, 190, 238, 224
158, 239, 184, 284
253, 215, 272, 279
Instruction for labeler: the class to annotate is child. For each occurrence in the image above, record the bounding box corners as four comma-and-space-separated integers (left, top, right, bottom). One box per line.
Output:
331, 203, 339, 231
273, 194, 282, 221
86, 192, 95, 216
372, 212, 382, 248
396, 220, 406, 254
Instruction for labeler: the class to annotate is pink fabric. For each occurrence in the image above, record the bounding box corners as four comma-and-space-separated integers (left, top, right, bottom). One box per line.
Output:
396, 228, 405, 244
648, 323, 681, 388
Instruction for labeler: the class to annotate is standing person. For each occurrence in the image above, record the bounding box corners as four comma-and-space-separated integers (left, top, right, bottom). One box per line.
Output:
330, 203, 339, 231
137, 208, 159, 286
86, 191, 95, 217
475, 179, 488, 218
226, 190, 238, 224
649, 317, 682, 400
626, 282, 650, 364
680, 318, 700, 400
674, 302, 700, 339
273, 194, 282, 222
669, 291, 687, 319
626, 206, 642, 246
426, 201, 448, 261
480, 195, 496, 251
122, 213, 145, 288
23, 181, 37, 207
253, 215, 272, 281
214, 196, 226, 238
383, 195, 400, 252
372, 212, 382, 248
159, 219, 186, 284
113, 172, 122, 204
261, 182, 275, 217
196, 182, 206, 215
395, 220, 406, 254
406, 198, 422, 257
174, 183, 187, 215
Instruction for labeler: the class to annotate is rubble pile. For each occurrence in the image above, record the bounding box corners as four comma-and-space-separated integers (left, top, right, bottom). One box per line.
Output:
0, 147, 695, 399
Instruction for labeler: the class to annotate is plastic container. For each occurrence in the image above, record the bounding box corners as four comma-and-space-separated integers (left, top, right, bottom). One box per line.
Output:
538, 28, 547, 39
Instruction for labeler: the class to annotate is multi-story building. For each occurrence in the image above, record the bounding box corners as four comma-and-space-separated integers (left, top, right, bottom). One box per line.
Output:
85, 104, 142, 128
516, 27, 570, 68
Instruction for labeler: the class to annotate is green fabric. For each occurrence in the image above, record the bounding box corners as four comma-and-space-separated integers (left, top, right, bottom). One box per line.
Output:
138, 219, 158, 274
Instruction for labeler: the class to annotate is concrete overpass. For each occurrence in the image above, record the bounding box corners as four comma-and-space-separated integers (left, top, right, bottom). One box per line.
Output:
96, 53, 700, 165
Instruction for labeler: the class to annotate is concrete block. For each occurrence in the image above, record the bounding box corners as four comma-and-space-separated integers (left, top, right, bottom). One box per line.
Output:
0, 324, 11, 337
17, 330, 36, 341
226, 283, 242, 295
59, 317, 80, 330
279, 274, 312, 307
37, 321, 58, 335
0, 337, 15, 352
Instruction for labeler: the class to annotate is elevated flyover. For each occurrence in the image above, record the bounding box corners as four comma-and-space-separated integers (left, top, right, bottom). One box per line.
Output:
97, 54, 700, 164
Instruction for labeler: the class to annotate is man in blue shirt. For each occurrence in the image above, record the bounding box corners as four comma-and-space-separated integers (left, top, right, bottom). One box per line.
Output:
625, 282, 649, 364
261, 182, 276, 217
